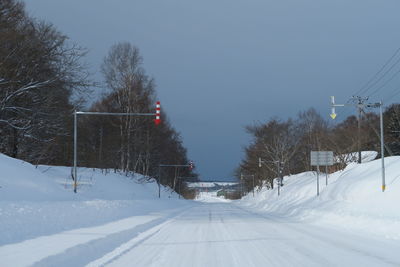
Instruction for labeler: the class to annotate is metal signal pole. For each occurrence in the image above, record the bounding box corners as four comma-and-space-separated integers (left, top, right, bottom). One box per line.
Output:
72, 103, 161, 193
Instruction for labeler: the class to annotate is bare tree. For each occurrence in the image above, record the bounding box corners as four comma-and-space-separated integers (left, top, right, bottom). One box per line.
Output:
101, 42, 155, 173
0, 0, 91, 163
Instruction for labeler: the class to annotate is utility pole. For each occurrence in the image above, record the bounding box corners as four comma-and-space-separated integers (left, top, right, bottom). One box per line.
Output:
277, 161, 281, 196
331, 96, 368, 163
330, 97, 386, 192
158, 165, 161, 198
365, 101, 386, 192
354, 96, 369, 163
241, 174, 255, 197
176, 176, 195, 199
158, 163, 194, 198
379, 102, 386, 192
259, 157, 284, 196
240, 173, 243, 197
252, 174, 255, 197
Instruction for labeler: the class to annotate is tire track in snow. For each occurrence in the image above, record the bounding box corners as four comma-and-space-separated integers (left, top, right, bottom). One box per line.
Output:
0, 206, 191, 267
85, 205, 197, 266
33, 216, 168, 267
234, 204, 400, 266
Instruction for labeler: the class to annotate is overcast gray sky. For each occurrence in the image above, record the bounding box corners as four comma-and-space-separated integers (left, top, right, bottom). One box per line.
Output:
25, 0, 400, 181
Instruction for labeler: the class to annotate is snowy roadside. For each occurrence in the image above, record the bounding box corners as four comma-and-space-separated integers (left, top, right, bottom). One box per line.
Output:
236, 156, 400, 240
0, 153, 194, 247
0, 199, 191, 246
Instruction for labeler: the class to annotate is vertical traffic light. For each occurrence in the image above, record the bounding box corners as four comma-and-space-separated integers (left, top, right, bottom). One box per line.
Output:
154, 101, 161, 125
189, 160, 194, 170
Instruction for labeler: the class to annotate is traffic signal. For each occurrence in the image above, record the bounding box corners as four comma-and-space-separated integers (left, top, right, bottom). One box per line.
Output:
189, 160, 194, 170
154, 101, 161, 125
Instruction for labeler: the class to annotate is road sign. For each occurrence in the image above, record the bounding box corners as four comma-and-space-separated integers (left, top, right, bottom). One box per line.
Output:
330, 96, 337, 119
330, 96, 345, 120
311, 151, 333, 197
311, 151, 334, 166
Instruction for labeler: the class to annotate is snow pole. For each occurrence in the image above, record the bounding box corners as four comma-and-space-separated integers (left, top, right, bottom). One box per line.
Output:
316, 164, 320, 196
380, 101, 386, 192
73, 110, 78, 193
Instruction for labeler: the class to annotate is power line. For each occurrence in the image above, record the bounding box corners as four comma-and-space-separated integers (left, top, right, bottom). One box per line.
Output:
368, 66, 400, 98
360, 54, 400, 96
383, 87, 400, 103
353, 47, 400, 97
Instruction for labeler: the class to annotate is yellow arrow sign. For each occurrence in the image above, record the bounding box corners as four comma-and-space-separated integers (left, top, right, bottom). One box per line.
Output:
330, 113, 337, 120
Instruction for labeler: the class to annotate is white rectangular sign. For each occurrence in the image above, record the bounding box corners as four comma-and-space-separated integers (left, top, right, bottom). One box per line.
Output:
311, 151, 334, 166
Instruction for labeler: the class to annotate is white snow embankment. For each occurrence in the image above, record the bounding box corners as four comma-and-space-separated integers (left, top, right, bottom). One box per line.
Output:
238, 156, 400, 240
0, 153, 192, 252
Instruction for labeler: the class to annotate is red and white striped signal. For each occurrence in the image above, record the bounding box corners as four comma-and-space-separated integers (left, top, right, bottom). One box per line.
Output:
154, 101, 161, 125
189, 160, 194, 170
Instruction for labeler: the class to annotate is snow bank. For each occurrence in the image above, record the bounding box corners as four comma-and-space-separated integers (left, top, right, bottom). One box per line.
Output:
0, 153, 190, 246
238, 156, 400, 240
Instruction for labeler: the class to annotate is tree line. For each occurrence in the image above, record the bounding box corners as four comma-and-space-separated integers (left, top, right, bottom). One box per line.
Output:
237, 105, 400, 194
0, 0, 197, 198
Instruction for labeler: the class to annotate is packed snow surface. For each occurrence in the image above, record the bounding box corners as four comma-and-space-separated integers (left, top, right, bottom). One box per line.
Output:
1, 153, 400, 266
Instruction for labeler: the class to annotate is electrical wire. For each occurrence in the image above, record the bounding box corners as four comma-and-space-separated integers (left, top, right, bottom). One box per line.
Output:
367, 63, 400, 98
353, 47, 400, 97
383, 87, 400, 103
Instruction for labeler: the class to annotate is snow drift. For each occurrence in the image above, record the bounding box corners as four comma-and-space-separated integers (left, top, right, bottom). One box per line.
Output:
239, 156, 400, 240
0, 153, 189, 246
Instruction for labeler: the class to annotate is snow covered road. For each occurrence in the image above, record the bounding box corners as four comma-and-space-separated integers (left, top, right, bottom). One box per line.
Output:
2, 202, 400, 266
90, 203, 400, 267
